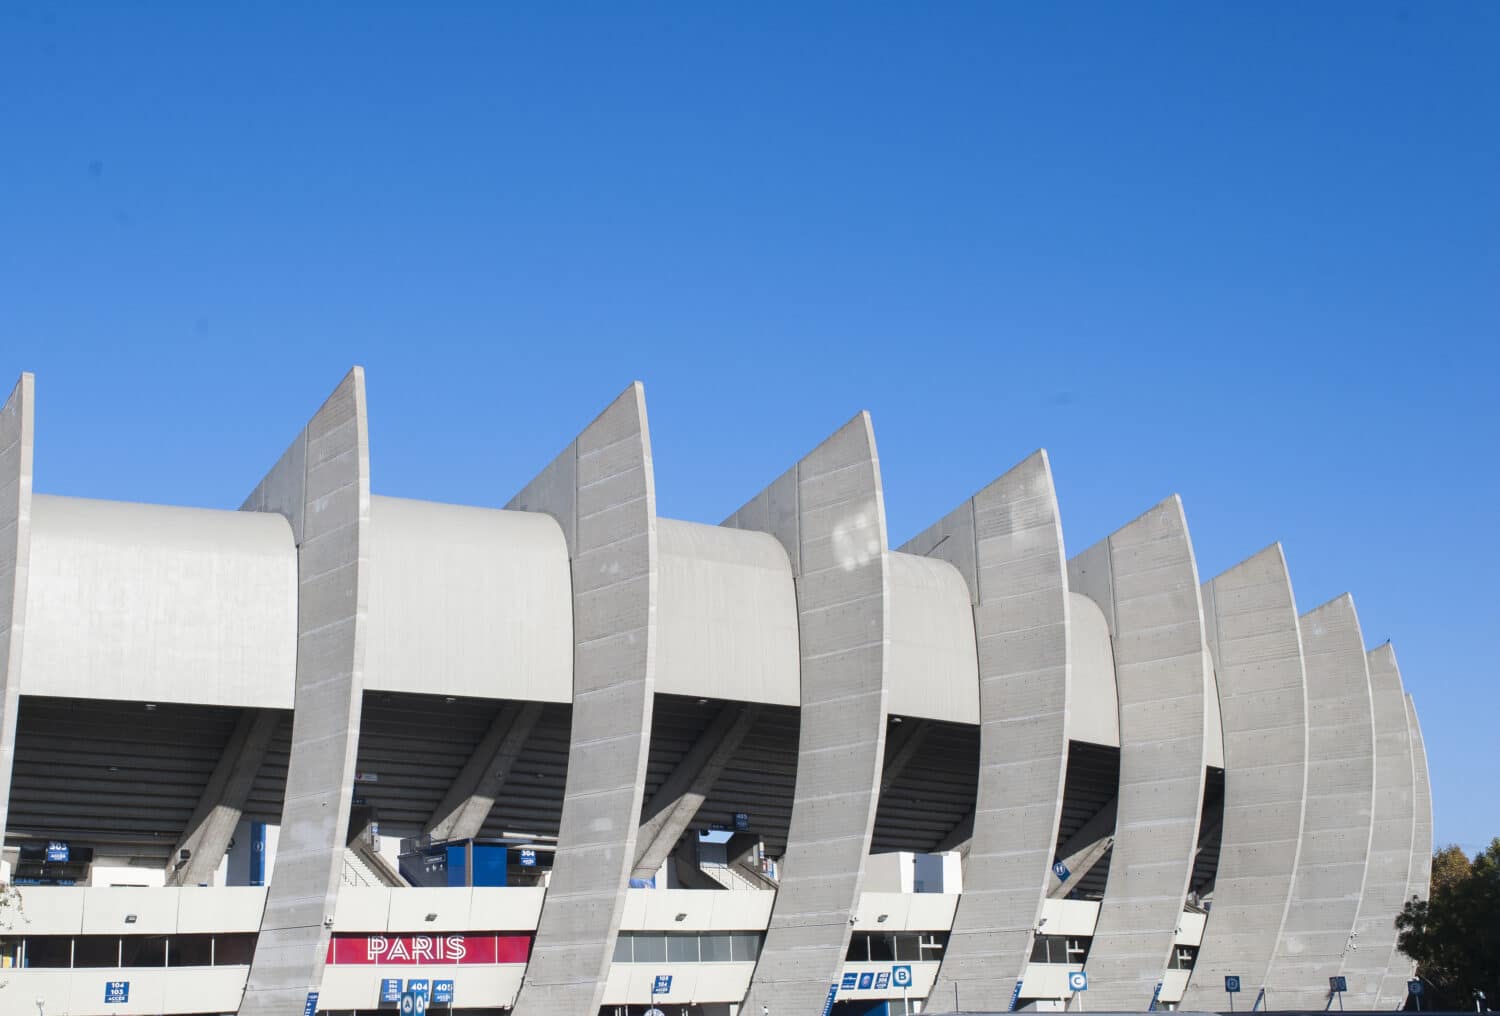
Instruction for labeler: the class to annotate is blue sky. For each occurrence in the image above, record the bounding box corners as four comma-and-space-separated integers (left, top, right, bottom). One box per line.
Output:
2, 4, 1495, 851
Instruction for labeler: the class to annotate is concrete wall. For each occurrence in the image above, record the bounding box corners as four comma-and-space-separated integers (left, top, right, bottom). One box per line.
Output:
1345, 643, 1416, 1007
723, 412, 891, 1016
885, 550, 979, 724
24, 495, 297, 708
1391, 693, 1432, 1002
900, 450, 1071, 1012
1265, 595, 1376, 1010
238, 368, 371, 1016
1068, 592, 1119, 747
0, 373, 32, 846
655, 517, 800, 706
363, 495, 572, 701
1182, 544, 1308, 1007
1066, 496, 1208, 1010
506, 382, 659, 1016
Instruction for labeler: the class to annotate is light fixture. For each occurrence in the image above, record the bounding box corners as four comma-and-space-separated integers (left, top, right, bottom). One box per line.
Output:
696, 698, 709, 706
877, 914, 889, 923
144, 704, 157, 711
425, 912, 438, 922
124, 914, 137, 924
891, 716, 903, 724
674, 912, 687, 922
445, 697, 456, 705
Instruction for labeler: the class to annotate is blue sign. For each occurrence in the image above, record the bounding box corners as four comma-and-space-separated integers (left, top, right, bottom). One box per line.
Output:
1052, 860, 1070, 882
1226, 975, 1242, 993
399, 992, 415, 1016
734, 812, 751, 830
1330, 976, 1348, 993
652, 974, 673, 995
821, 984, 839, 1016
46, 840, 70, 863
406, 979, 429, 999
302, 990, 319, 1016
856, 971, 873, 989
432, 980, 454, 1005
519, 848, 537, 866
1009, 978, 1025, 1011
1409, 980, 1424, 996
380, 978, 402, 1003
1149, 981, 1163, 1011
1068, 970, 1088, 993
875, 971, 891, 990
104, 981, 129, 1004
841, 972, 858, 990
892, 964, 913, 988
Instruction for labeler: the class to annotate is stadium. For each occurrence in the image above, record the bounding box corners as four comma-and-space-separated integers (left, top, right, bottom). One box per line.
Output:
0, 368, 1431, 1016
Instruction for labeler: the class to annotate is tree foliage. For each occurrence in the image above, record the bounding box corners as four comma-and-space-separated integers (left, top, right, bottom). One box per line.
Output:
1397, 839, 1500, 1010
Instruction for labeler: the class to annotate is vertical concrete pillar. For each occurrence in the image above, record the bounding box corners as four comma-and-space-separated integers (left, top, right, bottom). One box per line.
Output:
1182, 545, 1308, 1007
724, 413, 890, 1016
1264, 594, 1376, 1010
508, 383, 658, 1016
901, 450, 1071, 1011
1351, 644, 1416, 1008
238, 368, 371, 1016
1066, 496, 1209, 1011
0, 373, 34, 844
1394, 693, 1432, 997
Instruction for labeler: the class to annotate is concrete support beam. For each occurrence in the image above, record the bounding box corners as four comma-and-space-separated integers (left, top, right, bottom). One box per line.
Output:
239, 368, 371, 1016
508, 383, 658, 1016
878, 718, 929, 793
1181, 545, 1308, 1008
167, 708, 281, 886
1389, 692, 1432, 1004
901, 451, 1071, 1011
725, 413, 890, 1016
1047, 797, 1118, 899
1264, 594, 1376, 1011
632, 702, 761, 880
0, 373, 34, 844
1066, 496, 1208, 1011
1347, 643, 1416, 1008
425, 701, 544, 842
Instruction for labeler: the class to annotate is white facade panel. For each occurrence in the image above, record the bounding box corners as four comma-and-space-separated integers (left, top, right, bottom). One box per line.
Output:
885, 550, 979, 724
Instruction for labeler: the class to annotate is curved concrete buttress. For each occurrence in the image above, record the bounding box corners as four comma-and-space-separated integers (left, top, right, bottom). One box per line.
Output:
0, 373, 34, 845
1354, 644, 1416, 1009
1182, 544, 1309, 1007
1393, 693, 1432, 996
723, 412, 890, 1016
1065, 495, 1208, 1010
1264, 594, 1376, 1010
901, 450, 1071, 1012
238, 368, 371, 1016
507, 382, 658, 1016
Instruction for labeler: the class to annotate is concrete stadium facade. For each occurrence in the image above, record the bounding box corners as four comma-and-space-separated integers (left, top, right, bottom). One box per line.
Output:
0, 370, 1433, 1016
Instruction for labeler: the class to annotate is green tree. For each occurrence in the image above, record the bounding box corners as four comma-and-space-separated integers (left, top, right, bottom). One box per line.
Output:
1397, 839, 1500, 1010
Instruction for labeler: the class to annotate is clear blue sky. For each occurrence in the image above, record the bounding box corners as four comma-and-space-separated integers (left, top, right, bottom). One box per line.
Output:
2, 4, 1495, 852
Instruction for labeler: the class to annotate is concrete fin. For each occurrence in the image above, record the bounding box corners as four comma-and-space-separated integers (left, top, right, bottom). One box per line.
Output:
0, 372, 34, 844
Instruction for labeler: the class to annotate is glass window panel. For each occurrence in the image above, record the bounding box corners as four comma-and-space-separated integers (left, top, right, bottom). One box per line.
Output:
633, 933, 666, 963
700, 934, 732, 962
667, 933, 698, 963
895, 934, 922, 961
213, 934, 256, 966
846, 934, 868, 962
1030, 936, 1051, 962
120, 936, 167, 967
74, 937, 119, 967
613, 934, 632, 963
869, 934, 896, 961
169, 935, 213, 967
24, 937, 71, 968
730, 932, 760, 962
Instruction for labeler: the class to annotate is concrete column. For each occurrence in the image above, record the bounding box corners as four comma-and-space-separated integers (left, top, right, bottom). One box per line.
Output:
1181, 545, 1309, 1008
508, 382, 658, 1016
0, 373, 34, 844
1264, 594, 1376, 1010
168, 708, 281, 886
901, 451, 1071, 1011
724, 413, 890, 1016
1393, 693, 1432, 998
1066, 496, 1208, 1011
426, 702, 544, 842
633, 702, 761, 881
1349, 644, 1416, 1008
238, 368, 371, 1016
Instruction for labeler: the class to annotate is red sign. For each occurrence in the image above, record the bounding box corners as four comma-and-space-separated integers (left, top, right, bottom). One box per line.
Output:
327, 933, 530, 965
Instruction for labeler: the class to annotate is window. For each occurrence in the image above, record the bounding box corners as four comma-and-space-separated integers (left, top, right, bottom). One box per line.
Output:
1169, 945, 1199, 971
729, 932, 760, 962
74, 937, 119, 968
846, 934, 869, 962
894, 934, 922, 962
700, 934, 732, 962
632, 933, 666, 963
919, 932, 948, 959
613, 935, 633, 962
213, 934, 256, 965
1067, 937, 1091, 963
23, 937, 71, 968
169, 935, 213, 967
120, 935, 167, 967
666, 933, 698, 963
868, 934, 896, 961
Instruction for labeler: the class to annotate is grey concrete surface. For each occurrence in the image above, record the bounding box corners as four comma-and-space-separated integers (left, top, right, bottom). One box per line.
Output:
1352, 644, 1416, 1009
900, 451, 1072, 1012
1066, 496, 1209, 1011
1264, 595, 1376, 1011
1388, 693, 1432, 1002
0, 373, 33, 845
426, 701, 545, 842
168, 708, 281, 886
238, 368, 371, 1016
724, 412, 891, 1016
1182, 545, 1308, 1008
507, 382, 659, 1016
